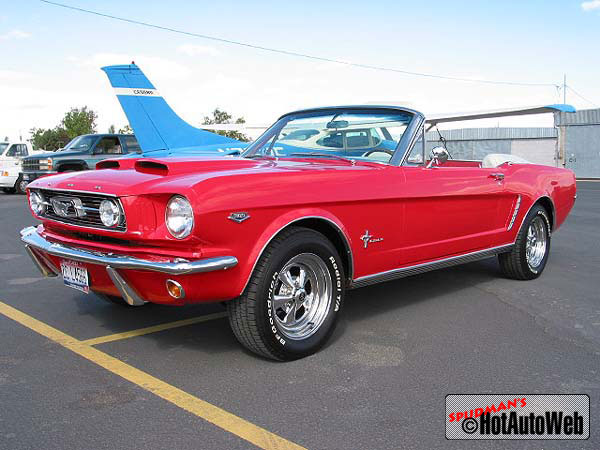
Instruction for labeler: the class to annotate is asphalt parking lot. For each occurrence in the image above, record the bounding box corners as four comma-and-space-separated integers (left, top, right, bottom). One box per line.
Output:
1, 182, 599, 450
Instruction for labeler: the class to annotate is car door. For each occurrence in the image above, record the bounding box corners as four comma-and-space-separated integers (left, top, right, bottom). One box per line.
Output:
399, 164, 508, 266
15, 144, 28, 173
3, 145, 22, 182
89, 136, 123, 168
0, 144, 10, 178
121, 135, 141, 154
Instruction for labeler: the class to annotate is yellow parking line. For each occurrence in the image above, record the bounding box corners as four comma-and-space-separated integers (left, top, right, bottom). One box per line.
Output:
0, 302, 305, 450
82, 312, 228, 346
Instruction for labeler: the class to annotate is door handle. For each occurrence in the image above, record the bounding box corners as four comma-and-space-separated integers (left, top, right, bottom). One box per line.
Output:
489, 173, 505, 181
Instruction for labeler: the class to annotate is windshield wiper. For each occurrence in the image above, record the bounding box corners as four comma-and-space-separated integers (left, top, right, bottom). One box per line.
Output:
244, 154, 277, 160
289, 152, 355, 163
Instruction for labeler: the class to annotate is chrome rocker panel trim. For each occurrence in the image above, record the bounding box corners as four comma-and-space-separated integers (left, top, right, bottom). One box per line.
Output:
350, 244, 514, 289
21, 226, 238, 275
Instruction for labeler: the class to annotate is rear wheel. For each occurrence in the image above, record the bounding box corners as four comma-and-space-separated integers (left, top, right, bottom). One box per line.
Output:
227, 227, 345, 360
499, 204, 551, 280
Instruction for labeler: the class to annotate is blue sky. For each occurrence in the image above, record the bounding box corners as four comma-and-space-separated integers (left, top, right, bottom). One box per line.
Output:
1, 0, 599, 140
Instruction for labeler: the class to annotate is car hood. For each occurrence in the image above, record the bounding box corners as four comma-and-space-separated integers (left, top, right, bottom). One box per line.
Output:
117, 144, 246, 160
23, 150, 81, 159
28, 156, 380, 197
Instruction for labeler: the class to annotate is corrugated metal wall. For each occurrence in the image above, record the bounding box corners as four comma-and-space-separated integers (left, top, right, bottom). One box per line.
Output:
555, 108, 600, 178
511, 139, 557, 166
555, 109, 600, 127
419, 110, 600, 177
426, 127, 557, 141
425, 127, 557, 165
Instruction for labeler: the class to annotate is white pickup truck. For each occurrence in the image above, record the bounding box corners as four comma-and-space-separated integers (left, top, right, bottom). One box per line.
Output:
0, 142, 44, 194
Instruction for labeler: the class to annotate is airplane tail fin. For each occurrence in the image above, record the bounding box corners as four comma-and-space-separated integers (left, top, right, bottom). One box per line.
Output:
101, 64, 239, 152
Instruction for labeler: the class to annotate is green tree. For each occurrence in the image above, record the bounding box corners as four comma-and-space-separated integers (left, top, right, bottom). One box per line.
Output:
202, 108, 250, 142
61, 106, 97, 139
118, 124, 133, 134
108, 124, 116, 134
29, 127, 70, 151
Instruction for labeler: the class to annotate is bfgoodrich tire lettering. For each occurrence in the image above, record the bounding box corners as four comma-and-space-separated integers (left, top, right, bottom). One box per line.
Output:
499, 204, 551, 280
227, 226, 345, 361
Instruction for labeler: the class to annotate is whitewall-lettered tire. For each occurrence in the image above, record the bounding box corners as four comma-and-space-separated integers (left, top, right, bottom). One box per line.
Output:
499, 204, 551, 280
227, 227, 345, 361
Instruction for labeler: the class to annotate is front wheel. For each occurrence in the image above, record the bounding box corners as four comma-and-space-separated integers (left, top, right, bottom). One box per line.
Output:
15, 175, 28, 195
227, 227, 345, 360
498, 204, 551, 280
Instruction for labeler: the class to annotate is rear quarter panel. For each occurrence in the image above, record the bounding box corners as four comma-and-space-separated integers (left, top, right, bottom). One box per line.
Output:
503, 163, 576, 240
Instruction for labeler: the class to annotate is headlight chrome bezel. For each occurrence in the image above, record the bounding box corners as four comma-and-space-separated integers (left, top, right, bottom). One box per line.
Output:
29, 190, 46, 216
165, 195, 194, 239
99, 199, 122, 228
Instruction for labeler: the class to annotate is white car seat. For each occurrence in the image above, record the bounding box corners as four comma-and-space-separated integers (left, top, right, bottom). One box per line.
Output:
481, 153, 530, 168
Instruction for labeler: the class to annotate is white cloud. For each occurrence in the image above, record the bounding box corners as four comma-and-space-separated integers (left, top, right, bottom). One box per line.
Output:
582, 0, 600, 11
0, 29, 31, 41
78, 53, 192, 80
0, 69, 36, 82
176, 44, 220, 57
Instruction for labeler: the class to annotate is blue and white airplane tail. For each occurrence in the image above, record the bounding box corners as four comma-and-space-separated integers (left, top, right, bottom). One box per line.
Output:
101, 64, 241, 152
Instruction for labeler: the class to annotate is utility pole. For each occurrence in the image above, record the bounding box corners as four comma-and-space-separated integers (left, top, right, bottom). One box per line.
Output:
563, 74, 567, 104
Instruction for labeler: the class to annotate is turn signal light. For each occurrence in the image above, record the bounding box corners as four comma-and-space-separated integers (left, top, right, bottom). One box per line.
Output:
39, 158, 53, 170
166, 279, 185, 299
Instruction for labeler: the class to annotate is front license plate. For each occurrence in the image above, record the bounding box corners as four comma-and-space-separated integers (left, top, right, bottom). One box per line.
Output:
61, 260, 89, 293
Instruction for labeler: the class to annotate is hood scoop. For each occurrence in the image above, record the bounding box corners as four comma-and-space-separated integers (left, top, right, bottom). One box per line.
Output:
135, 160, 169, 175
96, 158, 169, 174
96, 159, 137, 170
96, 160, 120, 169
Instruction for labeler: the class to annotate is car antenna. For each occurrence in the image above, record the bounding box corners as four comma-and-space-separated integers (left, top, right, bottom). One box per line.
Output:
435, 125, 453, 159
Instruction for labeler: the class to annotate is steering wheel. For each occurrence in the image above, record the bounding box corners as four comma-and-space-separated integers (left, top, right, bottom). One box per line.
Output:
362, 149, 394, 158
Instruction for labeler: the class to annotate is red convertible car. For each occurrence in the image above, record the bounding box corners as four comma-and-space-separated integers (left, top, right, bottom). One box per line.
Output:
21, 105, 577, 360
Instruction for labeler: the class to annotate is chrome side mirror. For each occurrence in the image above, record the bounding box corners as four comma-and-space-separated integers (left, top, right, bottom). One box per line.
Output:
426, 146, 449, 168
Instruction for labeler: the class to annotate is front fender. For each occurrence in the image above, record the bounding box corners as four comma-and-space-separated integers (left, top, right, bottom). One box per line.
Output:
237, 208, 353, 296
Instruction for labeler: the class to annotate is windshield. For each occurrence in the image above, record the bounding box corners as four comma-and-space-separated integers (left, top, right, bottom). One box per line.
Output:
244, 109, 413, 164
0, 143, 8, 155
62, 135, 96, 152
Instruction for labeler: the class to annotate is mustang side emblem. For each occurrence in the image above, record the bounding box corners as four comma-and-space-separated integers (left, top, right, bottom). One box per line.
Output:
360, 230, 384, 248
50, 196, 86, 218
228, 212, 250, 223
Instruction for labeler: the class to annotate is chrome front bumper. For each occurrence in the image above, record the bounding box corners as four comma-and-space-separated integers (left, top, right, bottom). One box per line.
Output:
20, 226, 238, 305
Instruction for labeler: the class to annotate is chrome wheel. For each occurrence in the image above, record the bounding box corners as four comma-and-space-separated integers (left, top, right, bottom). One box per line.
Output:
526, 216, 547, 270
271, 253, 332, 340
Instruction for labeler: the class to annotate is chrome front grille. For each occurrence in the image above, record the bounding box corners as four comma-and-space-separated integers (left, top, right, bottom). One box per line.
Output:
37, 189, 127, 232
23, 159, 41, 171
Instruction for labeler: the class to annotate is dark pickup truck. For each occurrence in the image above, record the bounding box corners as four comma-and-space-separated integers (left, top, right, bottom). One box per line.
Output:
22, 134, 141, 184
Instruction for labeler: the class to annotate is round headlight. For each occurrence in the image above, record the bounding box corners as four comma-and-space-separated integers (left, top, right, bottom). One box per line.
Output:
165, 195, 194, 239
99, 200, 121, 227
29, 191, 46, 215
